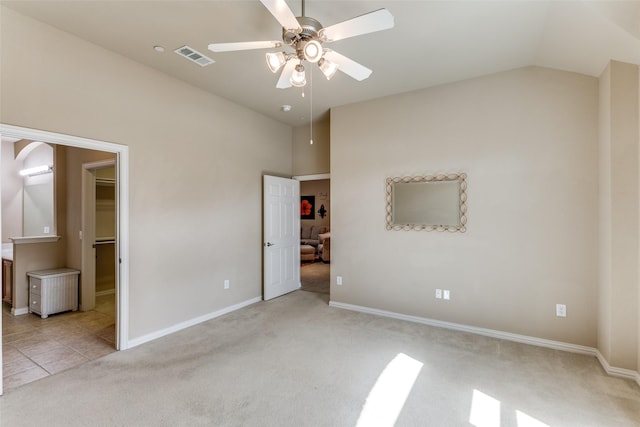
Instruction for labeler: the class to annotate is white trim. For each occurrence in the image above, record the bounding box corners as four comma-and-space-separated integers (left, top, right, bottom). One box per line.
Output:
95, 289, 116, 297
116, 150, 130, 349
595, 351, 640, 384
83, 159, 115, 170
329, 300, 640, 383
10, 236, 61, 244
293, 173, 330, 181
10, 307, 29, 316
1, 124, 125, 152
127, 296, 262, 349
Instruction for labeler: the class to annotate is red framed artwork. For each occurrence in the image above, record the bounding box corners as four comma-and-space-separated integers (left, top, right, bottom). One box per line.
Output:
300, 195, 315, 220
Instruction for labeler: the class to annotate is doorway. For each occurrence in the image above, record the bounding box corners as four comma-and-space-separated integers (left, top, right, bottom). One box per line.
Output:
295, 174, 330, 295
0, 124, 130, 395
81, 160, 116, 313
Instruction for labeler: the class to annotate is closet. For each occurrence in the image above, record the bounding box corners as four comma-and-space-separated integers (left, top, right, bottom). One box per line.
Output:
94, 168, 115, 296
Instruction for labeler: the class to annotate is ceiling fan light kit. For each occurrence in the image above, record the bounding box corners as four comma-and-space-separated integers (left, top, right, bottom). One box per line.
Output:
207, 0, 394, 89
266, 51, 287, 73
302, 40, 322, 63
290, 63, 307, 87
318, 57, 338, 80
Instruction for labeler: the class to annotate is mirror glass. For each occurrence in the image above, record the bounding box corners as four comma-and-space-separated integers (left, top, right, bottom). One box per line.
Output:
19, 141, 55, 237
386, 173, 467, 232
23, 181, 54, 236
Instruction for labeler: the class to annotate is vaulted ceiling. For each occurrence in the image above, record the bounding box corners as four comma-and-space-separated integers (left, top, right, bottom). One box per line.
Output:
2, 0, 639, 126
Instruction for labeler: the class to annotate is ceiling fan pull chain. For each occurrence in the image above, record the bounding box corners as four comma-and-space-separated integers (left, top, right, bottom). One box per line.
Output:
310, 67, 313, 144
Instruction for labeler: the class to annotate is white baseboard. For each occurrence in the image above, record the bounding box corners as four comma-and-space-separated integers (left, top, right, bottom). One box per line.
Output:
329, 300, 640, 385
11, 307, 29, 316
95, 289, 115, 297
596, 351, 640, 386
127, 296, 262, 349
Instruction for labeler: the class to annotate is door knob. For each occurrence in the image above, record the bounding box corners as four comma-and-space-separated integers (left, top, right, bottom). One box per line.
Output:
264, 242, 274, 247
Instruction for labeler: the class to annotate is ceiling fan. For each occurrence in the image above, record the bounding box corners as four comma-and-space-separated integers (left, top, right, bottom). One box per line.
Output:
208, 0, 394, 89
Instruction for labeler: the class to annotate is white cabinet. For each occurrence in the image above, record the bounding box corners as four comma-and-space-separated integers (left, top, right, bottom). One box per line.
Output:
27, 268, 80, 319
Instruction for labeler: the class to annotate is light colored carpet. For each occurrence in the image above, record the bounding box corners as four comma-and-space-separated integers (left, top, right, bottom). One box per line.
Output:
1, 290, 639, 426
300, 261, 330, 294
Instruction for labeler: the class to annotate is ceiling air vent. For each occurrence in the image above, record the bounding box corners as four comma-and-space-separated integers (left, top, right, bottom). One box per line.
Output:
174, 45, 214, 67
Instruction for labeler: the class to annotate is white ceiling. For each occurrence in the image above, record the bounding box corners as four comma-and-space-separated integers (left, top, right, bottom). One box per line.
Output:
2, 0, 639, 127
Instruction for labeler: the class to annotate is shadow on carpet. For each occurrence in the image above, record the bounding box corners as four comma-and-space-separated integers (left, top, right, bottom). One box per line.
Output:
300, 261, 330, 294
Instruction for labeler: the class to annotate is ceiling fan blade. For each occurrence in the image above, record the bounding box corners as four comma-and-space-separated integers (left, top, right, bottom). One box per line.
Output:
260, 0, 302, 31
276, 59, 297, 89
323, 50, 372, 81
208, 41, 282, 53
320, 9, 394, 42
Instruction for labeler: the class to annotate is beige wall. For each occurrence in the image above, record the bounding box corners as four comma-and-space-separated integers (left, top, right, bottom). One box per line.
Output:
300, 179, 330, 230
293, 115, 330, 176
331, 67, 599, 347
13, 241, 66, 310
598, 61, 639, 371
64, 147, 115, 272
1, 7, 292, 339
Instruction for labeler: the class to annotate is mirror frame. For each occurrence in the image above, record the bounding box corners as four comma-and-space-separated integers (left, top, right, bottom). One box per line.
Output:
385, 173, 467, 232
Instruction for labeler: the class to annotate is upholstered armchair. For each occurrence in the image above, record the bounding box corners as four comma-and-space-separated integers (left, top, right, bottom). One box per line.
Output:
318, 232, 330, 263
301, 225, 328, 248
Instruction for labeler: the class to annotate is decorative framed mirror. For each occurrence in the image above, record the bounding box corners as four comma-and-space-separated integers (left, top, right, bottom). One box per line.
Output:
385, 173, 467, 232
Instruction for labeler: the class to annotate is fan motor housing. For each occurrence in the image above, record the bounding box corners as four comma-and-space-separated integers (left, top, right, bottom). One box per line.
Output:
282, 16, 323, 45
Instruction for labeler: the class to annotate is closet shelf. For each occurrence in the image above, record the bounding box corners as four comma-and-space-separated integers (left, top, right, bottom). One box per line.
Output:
95, 237, 115, 245
96, 177, 115, 186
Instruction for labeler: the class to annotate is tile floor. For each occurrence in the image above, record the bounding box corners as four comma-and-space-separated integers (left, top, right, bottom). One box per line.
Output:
2, 294, 116, 391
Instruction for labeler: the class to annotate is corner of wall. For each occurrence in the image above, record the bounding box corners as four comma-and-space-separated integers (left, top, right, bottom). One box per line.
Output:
597, 59, 640, 373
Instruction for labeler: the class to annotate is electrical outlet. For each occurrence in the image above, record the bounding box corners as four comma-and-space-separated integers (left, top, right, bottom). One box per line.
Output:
224, 279, 230, 290
443, 290, 451, 300
556, 304, 566, 317
336, 276, 343, 286
44, 226, 50, 234
435, 289, 442, 299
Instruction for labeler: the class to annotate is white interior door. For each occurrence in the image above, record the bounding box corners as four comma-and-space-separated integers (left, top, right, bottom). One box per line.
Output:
263, 175, 300, 300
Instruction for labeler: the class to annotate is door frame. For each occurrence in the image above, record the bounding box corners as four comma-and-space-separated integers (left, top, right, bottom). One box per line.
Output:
292, 173, 330, 182
0, 123, 130, 396
293, 173, 330, 295
81, 159, 116, 312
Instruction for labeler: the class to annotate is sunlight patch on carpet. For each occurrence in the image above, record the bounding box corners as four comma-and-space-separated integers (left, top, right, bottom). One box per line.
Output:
470, 389, 501, 427
356, 353, 423, 427
469, 389, 550, 427
516, 410, 549, 427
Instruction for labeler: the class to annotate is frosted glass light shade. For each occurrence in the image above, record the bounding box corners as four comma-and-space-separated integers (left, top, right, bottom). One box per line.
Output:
266, 52, 287, 73
318, 58, 338, 80
290, 64, 306, 87
303, 40, 322, 63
